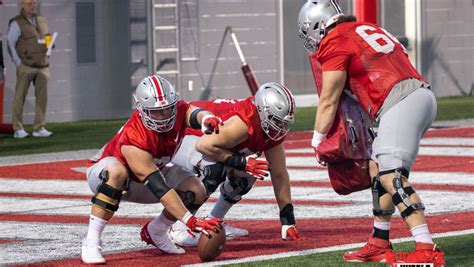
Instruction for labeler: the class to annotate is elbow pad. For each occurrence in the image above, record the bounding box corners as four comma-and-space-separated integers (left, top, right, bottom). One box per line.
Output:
144, 170, 171, 200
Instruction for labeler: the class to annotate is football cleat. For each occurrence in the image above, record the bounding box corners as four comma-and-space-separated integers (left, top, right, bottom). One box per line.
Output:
343, 236, 393, 263
223, 222, 249, 238
169, 226, 200, 247
81, 238, 106, 264
140, 221, 185, 254
396, 242, 444, 266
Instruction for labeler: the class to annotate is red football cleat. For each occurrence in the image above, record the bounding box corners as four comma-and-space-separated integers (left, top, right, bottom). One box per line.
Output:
343, 236, 393, 262
395, 242, 445, 267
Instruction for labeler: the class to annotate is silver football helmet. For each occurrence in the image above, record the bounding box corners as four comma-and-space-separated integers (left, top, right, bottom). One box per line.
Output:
254, 82, 295, 141
298, 0, 343, 52
133, 75, 178, 133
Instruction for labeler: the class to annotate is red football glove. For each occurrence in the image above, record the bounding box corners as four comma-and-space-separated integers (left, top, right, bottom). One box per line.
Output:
281, 225, 302, 241
245, 157, 270, 179
182, 212, 222, 236
202, 114, 223, 134
224, 155, 270, 180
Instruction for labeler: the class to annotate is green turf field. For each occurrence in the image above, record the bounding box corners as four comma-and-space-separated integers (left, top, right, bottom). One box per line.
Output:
227, 234, 473, 266
0, 96, 473, 157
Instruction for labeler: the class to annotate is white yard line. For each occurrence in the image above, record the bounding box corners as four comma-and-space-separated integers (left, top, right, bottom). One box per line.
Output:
0, 149, 97, 166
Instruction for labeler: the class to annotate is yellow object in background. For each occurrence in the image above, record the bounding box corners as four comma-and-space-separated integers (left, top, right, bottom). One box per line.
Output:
45, 33, 52, 48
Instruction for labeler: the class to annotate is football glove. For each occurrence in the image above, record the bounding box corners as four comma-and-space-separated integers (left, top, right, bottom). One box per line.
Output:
201, 114, 223, 134
224, 155, 269, 180
181, 212, 222, 236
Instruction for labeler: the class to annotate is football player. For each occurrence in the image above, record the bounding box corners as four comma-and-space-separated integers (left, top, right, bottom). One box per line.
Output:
81, 75, 223, 264
298, 0, 440, 264
165, 82, 302, 246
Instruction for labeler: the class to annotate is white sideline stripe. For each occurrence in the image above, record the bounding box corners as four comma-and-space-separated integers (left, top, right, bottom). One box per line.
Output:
0, 149, 97, 166
184, 229, 474, 267
285, 145, 474, 159
420, 137, 474, 146
1, 188, 473, 220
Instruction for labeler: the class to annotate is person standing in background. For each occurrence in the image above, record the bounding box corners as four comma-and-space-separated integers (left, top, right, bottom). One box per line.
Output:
7, 0, 53, 139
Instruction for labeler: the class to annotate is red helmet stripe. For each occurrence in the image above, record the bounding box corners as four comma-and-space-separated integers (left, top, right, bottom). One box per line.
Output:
150, 75, 164, 101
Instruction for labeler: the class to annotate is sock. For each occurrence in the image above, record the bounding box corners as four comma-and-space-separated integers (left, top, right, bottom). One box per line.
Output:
209, 194, 234, 219
149, 212, 175, 234
372, 220, 390, 240
86, 215, 107, 244
410, 224, 433, 244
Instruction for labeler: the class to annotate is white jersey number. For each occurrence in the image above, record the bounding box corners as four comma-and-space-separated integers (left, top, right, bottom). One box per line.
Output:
356, 25, 395, 54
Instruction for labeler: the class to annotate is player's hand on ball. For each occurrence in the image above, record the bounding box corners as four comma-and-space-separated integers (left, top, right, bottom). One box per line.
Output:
184, 214, 222, 237
281, 225, 302, 241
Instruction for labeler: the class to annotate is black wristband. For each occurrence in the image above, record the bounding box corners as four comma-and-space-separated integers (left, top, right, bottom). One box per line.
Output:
224, 155, 246, 171
279, 203, 296, 225
189, 108, 204, 129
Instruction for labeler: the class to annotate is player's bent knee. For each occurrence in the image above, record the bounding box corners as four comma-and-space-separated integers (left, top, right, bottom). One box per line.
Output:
105, 164, 129, 189
220, 175, 255, 204
380, 168, 425, 219
178, 176, 207, 204
371, 175, 395, 216
92, 170, 125, 212
201, 163, 227, 195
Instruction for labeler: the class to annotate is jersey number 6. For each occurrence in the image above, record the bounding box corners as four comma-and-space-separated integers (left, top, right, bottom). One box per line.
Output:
355, 25, 403, 54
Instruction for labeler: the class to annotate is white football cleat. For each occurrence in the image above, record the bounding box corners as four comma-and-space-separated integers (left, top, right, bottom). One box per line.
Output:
224, 222, 249, 238
81, 238, 106, 264
169, 221, 199, 247
141, 221, 185, 254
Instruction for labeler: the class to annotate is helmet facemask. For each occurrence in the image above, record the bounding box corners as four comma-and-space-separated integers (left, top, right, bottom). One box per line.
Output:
261, 111, 293, 141
137, 103, 177, 133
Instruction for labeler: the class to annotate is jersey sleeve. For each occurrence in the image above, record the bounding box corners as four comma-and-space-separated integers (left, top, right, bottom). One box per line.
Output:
317, 32, 352, 71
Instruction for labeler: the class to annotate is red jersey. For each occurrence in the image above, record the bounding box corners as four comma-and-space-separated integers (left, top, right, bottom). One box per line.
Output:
189, 97, 283, 156
316, 22, 424, 119
90, 100, 190, 170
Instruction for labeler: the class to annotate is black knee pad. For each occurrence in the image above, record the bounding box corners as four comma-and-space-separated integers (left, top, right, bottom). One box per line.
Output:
371, 175, 395, 216
220, 175, 255, 204
201, 163, 227, 194
91, 171, 124, 212
177, 190, 201, 214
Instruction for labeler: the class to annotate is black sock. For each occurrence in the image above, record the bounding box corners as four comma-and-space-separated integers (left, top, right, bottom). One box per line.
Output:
373, 227, 390, 240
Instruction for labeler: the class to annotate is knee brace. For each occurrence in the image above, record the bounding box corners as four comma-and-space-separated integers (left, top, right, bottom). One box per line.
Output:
177, 190, 201, 214
220, 175, 255, 204
92, 170, 124, 212
381, 168, 425, 219
371, 175, 395, 216
200, 163, 227, 194
144, 170, 171, 200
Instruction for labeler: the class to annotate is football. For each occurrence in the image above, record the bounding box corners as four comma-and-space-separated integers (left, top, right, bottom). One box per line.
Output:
197, 224, 226, 262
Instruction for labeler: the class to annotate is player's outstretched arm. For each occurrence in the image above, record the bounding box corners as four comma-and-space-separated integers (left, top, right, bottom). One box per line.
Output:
265, 144, 301, 241
195, 116, 249, 162
121, 145, 188, 220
